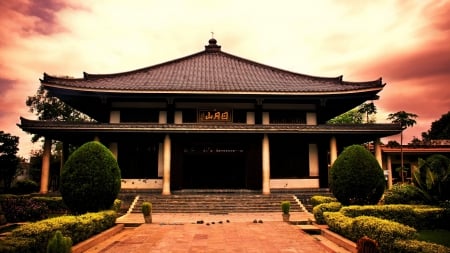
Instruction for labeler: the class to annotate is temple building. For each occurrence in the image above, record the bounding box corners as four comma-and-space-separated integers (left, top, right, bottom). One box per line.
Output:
18, 39, 402, 194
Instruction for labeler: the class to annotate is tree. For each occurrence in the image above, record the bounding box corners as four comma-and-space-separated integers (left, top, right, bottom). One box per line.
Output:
327, 108, 363, 124
387, 111, 418, 183
422, 111, 450, 141
26, 85, 91, 142
60, 141, 121, 214
0, 131, 20, 191
330, 145, 385, 205
358, 102, 377, 123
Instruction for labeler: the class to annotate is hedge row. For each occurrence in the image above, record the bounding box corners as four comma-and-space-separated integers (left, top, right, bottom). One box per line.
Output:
323, 212, 450, 252
310, 195, 337, 208
0, 210, 117, 253
312, 202, 342, 224
323, 212, 417, 252
340, 204, 446, 229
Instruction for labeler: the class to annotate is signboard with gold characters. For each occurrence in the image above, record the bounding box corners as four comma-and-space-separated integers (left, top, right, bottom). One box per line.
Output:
199, 109, 232, 122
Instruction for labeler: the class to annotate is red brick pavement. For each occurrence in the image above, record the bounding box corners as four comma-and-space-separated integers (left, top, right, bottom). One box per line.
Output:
81, 212, 342, 253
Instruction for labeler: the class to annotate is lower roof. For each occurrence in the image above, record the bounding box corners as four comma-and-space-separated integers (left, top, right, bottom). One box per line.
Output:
18, 117, 401, 138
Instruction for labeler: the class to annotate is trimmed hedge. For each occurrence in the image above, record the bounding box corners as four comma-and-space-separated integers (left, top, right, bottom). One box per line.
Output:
310, 195, 337, 208
383, 183, 427, 204
312, 202, 342, 224
0, 210, 117, 253
323, 212, 417, 252
392, 239, 450, 253
340, 204, 446, 229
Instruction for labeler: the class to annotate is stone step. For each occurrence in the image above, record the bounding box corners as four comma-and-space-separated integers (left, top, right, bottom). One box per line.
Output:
129, 193, 303, 213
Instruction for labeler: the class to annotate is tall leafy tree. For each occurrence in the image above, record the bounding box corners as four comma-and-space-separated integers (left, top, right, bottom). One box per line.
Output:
26, 85, 91, 142
387, 111, 418, 183
358, 102, 377, 123
0, 131, 20, 191
327, 108, 363, 124
422, 111, 450, 141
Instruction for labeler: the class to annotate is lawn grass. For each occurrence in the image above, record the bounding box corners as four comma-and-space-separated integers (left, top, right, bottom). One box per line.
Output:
418, 229, 450, 247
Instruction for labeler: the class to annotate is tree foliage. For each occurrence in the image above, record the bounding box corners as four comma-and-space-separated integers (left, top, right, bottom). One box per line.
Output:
0, 131, 20, 190
358, 102, 377, 123
327, 108, 363, 124
387, 111, 418, 183
60, 141, 121, 214
330, 145, 385, 205
413, 154, 450, 203
422, 111, 450, 141
25, 85, 91, 142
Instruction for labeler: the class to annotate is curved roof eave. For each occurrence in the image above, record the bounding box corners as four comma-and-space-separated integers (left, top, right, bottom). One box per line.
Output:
41, 82, 384, 97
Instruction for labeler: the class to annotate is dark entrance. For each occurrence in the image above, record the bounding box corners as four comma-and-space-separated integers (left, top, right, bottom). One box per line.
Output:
182, 143, 247, 189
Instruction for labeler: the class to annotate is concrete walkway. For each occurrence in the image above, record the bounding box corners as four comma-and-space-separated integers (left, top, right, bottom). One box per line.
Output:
78, 212, 353, 253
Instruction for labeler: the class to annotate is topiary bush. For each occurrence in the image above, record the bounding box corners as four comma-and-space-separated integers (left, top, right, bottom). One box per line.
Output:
383, 183, 427, 204
60, 141, 121, 214
330, 145, 385, 205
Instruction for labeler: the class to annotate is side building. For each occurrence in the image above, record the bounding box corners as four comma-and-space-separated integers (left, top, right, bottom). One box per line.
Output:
18, 39, 401, 194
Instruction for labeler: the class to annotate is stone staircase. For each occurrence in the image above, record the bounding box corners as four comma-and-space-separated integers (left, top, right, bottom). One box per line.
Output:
128, 192, 304, 214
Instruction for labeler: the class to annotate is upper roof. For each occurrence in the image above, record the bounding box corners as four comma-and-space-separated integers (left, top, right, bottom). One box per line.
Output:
41, 38, 385, 95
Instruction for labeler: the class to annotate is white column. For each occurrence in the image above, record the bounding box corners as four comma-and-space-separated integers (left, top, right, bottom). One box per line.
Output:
157, 143, 163, 177
374, 139, 382, 168
387, 155, 393, 189
330, 136, 337, 167
309, 143, 319, 176
159, 111, 167, 124
262, 134, 270, 195
40, 138, 52, 194
162, 134, 171, 195
262, 112, 270, 125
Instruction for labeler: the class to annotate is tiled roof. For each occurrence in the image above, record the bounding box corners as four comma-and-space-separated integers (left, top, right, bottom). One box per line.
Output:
18, 117, 401, 136
41, 39, 384, 95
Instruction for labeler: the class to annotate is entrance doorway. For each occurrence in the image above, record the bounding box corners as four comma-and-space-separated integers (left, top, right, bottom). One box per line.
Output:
182, 146, 246, 189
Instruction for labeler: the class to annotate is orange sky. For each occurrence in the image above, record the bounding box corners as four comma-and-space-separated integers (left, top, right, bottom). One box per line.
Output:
1, 0, 449, 158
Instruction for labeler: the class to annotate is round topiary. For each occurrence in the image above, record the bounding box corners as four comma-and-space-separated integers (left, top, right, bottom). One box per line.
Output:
60, 141, 121, 214
330, 144, 385, 205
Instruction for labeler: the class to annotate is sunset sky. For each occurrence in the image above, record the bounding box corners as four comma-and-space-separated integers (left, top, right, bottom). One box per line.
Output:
1, 0, 449, 158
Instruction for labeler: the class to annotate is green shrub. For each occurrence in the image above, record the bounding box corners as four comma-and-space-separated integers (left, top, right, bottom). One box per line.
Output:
313, 202, 342, 224
310, 195, 337, 207
340, 204, 446, 229
32, 197, 69, 214
11, 179, 39, 195
393, 239, 450, 253
281, 201, 290, 214
60, 141, 121, 214
352, 215, 417, 252
141, 201, 152, 216
383, 183, 427, 204
46, 230, 72, 253
1, 196, 49, 222
330, 145, 385, 205
323, 212, 417, 252
112, 199, 122, 213
7, 210, 116, 252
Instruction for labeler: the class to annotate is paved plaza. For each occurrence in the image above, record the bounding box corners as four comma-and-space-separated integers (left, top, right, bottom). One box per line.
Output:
78, 212, 352, 253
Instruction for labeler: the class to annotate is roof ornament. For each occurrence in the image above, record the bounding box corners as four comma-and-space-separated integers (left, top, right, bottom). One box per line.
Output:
205, 33, 221, 52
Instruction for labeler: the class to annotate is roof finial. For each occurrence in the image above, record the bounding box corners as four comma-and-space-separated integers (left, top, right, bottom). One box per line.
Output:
205, 34, 220, 52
